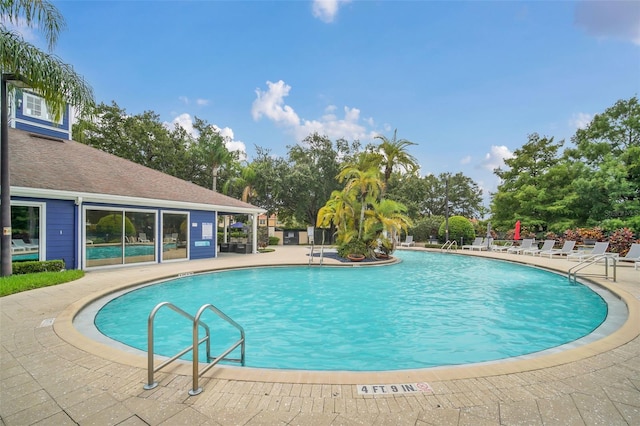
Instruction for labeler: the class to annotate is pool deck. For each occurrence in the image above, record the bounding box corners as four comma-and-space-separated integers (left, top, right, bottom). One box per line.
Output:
1, 246, 639, 425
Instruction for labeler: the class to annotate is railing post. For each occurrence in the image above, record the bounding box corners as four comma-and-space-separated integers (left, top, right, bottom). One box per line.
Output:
189, 317, 203, 396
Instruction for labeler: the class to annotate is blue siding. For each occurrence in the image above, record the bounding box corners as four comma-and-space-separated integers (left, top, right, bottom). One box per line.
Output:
14, 122, 70, 140
15, 92, 71, 139
46, 200, 76, 268
189, 211, 216, 259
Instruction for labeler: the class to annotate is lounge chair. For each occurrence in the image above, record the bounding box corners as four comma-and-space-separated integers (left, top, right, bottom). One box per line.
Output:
507, 239, 534, 254
619, 243, 640, 266
523, 240, 555, 256
400, 236, 414, 247
567, 242, 609, 262
491, 241, 513, 252
462, 237, 483, 250
540, 240, 576, 258
12, 239, 38, 251
471, 238, 492, 251
138, 233, 151, 243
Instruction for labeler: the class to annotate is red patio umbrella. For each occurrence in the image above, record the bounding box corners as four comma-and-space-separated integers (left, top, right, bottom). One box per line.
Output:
514, 220, 521, 240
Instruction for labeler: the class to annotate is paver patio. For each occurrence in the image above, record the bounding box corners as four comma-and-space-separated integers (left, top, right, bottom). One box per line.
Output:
1, 246, 639, 425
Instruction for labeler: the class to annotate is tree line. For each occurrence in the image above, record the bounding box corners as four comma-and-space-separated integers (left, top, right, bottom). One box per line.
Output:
73, 96, 639, 239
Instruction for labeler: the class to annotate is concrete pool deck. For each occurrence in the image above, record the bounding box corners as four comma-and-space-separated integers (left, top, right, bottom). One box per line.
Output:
1, 246, 639, 425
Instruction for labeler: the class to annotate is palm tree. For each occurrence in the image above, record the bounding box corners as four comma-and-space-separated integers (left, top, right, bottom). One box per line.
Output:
337, 165, 384, 240
1, 0, 94, 118
374, 129, 419, 185
1, 0, 95, 276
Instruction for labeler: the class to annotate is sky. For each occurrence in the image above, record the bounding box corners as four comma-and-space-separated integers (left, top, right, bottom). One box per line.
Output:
7, 0, 640, 202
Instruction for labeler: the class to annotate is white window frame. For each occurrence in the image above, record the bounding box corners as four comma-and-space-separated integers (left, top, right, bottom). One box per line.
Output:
160, 210, 190, 263
11, 201, 46, 261
23, 93, 64, 124
82, 206, 158, 269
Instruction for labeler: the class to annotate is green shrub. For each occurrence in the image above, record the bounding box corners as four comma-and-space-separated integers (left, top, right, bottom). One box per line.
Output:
438, 215, 475, 244
96, 214, 136, 240
410, 216, 444, 242
337, 238, 368, 258
268, 236, 280, 245
12, 260, 66, 275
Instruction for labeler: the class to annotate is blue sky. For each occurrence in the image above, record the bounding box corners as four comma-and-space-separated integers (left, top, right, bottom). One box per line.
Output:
9, 1, 640, 200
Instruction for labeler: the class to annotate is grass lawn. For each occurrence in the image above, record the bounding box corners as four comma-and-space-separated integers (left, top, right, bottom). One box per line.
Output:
0, 270, 85, 297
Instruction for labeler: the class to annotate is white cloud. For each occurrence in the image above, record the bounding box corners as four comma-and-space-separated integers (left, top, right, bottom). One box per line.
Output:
168, 113, 195, 135
569, 112, 593, 130
251, 80, 300, 127
460, 155, 472, 165
164, 113, 247, 158
196, 98, 210, 106
179, 96, 189, 105
312, 0, 351, 23
574, 0, 640, 45
481, 145, 514, 172
252, 80, 377, 142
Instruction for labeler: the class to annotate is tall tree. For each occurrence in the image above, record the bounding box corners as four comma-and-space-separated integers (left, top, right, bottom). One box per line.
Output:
1, 0, 94, 276
279, 133, 359, 226
191, 117, 235, 191
491, 133, 564, 231
372, 129, 419, 185
338, 165, 384, 240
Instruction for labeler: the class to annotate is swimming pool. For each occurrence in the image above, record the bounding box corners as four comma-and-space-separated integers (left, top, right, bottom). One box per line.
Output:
93, 251, 611, 371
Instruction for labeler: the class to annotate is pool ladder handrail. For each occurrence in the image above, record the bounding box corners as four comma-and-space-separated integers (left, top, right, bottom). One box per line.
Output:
441, 240, 457, 252
144, 301, 245, 396
568, 254, 617, 283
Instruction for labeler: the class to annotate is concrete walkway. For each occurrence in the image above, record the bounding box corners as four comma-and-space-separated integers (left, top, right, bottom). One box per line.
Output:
1, 246, 639, 425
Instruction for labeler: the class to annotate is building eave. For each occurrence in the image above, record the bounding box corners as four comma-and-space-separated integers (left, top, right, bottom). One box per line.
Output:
10, 186, 267, 215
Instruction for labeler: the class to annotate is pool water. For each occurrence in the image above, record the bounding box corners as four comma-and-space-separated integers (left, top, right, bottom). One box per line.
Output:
94, 251, 608, 371
86, 243, 176, 259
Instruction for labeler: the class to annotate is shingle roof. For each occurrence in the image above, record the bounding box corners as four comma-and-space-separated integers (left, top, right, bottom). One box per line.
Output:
8, 128, 262, 213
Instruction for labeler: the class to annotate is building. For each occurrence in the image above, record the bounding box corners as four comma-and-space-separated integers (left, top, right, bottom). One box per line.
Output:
4, 88, 264, 270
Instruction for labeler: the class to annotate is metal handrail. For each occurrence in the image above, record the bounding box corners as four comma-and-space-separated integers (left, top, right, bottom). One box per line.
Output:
568, 254, 617, 282
144, 302, 245, 396
144, 301, 210, 391
441, 240, 457, 251
190, 304, 245, 396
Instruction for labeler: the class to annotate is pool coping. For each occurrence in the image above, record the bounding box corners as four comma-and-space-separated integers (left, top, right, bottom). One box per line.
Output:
55, 248, 640, 385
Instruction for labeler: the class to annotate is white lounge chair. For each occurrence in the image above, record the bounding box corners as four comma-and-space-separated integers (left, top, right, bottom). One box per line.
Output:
400, 236, 414, 247
491, 241, 513, 252
138, 233, 151, 243
541, 240, 576, 258
471, 238, 492, 251
462, 237, 483, 250
507, 239, 534, 254
523, 240, 555, 256
567, 242, 609, 262
619, 243, 640, 266
12, 239, 38, 251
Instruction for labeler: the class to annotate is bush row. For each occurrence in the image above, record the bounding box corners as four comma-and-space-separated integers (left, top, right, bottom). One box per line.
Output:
12, 260, 66, 275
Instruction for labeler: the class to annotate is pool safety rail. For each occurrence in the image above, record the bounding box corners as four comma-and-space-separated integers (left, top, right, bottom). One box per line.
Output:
441, 240, 458, 251
143, 301, 245, 396
568, 254, 617, 283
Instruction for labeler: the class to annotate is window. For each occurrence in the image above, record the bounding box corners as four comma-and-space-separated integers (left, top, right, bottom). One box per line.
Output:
85, 208, 157, 268
161, 212, 189, 261
11, 203, 43, 262
23, 93, 63, 123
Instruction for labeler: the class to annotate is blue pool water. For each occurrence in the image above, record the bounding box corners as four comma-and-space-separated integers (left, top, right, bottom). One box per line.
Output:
86, 243, 176, 259
94, 251, 608, 371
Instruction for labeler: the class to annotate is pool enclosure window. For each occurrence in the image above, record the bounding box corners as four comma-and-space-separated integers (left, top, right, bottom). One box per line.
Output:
11, 203, 43, 262
161, 212, 188, 261
85, 208, 157, 267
